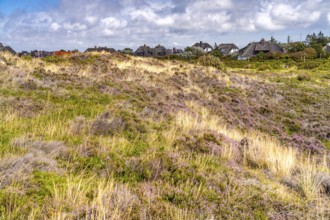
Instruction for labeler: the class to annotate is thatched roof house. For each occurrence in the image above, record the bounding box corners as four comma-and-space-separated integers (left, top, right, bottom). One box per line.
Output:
85, 46, 116, 53
31, 50, 54, 58
323, 45, 330, 54
192, 41, 213, 52
217, 43, 239, 55
238, 39, 283, 60
134, 44, 171, 57
172, 48, 183, 54
154, 44, 170, 56
134, 44, 154, 57
0, 43, 16, 55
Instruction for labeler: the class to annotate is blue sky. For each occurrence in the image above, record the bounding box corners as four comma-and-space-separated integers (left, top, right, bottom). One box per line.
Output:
0, 0, 58, 14
0, 0, 330, 51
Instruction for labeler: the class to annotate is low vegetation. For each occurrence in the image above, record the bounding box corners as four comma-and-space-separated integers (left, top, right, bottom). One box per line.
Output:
0, 51, 329, 219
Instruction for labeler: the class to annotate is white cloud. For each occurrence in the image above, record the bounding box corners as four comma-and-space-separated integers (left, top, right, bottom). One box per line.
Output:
101, 17, 127, 29
255, 1, 321, 30
50, 22, 61, 31
1, 0, 330, 51
100, 17, 127, 36
188, 0, 233, 12
63, 22, 87, 31
84, 16, 98, 25
130, 8, 175, 27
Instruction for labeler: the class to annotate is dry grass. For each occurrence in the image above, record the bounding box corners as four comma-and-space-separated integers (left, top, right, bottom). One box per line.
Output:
1, 52, 330, 219
27, 176, 137, 220
164, 206, 198, 220
244, 133, 297, 177
175, 102, 329, 202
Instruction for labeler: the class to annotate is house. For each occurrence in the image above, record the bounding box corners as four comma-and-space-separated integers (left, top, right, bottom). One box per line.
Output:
217, 43, 239, 55
172, 48, 183, 54
0, 43, 16, 55
192, 41, 213, 52
84, 46, 116, 53
238, 39, 283, 60
323, 45, 330, 54
18, 51, 29, 57
31, 50, 55, 58
134, 44, 154, 57
154, 44, 171, 56
134, 44, 171, 57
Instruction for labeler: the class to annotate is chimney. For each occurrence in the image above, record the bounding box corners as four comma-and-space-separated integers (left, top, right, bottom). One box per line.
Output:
200, 41, 203, 46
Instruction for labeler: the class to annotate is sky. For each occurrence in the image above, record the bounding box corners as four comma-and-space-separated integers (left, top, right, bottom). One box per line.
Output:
0, 0, 330, 52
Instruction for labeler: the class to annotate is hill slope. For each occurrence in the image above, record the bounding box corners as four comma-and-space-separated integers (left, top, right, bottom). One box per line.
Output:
0, 52, 329, 219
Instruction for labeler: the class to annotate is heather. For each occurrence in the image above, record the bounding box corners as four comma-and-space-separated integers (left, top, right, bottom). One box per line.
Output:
0, 52, 329, 219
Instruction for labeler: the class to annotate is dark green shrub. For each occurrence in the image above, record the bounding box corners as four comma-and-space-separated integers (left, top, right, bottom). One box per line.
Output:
297, 61, 320, 70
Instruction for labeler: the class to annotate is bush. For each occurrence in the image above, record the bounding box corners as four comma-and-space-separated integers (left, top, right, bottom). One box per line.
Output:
177, 51, 195, 60
184, 46, 205, 57
197, 55, 226, 71
297, 61, 320, 70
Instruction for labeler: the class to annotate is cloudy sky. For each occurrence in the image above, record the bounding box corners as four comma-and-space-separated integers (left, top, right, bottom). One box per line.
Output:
0, 0, 330, 51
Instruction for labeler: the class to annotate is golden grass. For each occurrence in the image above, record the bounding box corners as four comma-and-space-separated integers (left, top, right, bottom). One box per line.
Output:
164, 205, 198, 220
26, 176, 135, 220
175, 102, 329, 201
244, 133, 297, 177
1, 52, 329, 218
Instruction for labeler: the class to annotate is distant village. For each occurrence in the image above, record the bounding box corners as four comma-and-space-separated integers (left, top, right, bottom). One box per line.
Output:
1, 32, 330, 60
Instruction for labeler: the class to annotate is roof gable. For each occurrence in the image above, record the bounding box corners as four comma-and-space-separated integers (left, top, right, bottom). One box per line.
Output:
218, 43, 239, 54
193, 41, 213, 50
239, 40, 283, 58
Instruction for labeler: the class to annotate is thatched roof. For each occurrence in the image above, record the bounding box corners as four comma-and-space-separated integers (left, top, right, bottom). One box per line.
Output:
217, 43, 239, 55
85, 47, 116, 53
0, 43, 16, 55
134, 45, 154, 56
134, 44, 171, 57
323, 45, 330, 54
239, 39, 283, 58
193, 41, 213, 50
154, 45, 171, 56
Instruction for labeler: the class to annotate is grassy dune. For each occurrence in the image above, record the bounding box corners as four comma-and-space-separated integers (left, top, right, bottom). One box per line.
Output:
0, 52, 329, 219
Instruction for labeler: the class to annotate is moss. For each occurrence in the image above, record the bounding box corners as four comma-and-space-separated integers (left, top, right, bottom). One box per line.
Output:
253, 210, 269, 220
42, 56, 67, 64
76, 156, 106, 172
28, 171, 66, 204
323, 141, 330, 150
283, 118, 301, 135
162, 190, 192, 207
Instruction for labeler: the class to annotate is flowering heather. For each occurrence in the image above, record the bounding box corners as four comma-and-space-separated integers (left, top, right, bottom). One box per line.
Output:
0, 52, 329, 219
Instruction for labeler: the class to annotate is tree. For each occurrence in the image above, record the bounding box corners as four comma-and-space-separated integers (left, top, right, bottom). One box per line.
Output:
305, 31, 329, 58
306, 31, 328, 46
270, 36, 277, 43
210, 49, 223, 58
256, 52, 266, 60
287, 42, 306, 53
303, 47, 317, 59
121, 48, 133, 54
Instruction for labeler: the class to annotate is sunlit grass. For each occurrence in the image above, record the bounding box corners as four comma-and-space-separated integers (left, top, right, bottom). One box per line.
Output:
0, 52, 329, 219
